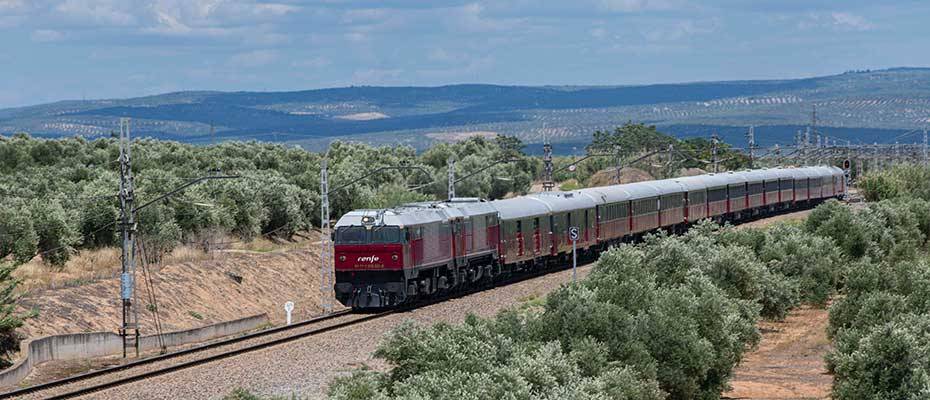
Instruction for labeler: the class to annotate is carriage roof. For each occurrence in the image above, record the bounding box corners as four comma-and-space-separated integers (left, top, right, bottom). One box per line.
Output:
577, 185, 632, 204
488, 196, 552, 219
527, 191, 598, 212
619, 181, 661, 199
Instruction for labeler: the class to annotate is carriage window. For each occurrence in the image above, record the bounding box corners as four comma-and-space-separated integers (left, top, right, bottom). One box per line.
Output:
689, 190, 705, 204
516, 220, 522, 233
533, 217, 539, 230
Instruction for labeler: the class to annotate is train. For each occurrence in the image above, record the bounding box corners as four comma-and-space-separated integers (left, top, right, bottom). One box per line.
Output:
333, 165, 846, 309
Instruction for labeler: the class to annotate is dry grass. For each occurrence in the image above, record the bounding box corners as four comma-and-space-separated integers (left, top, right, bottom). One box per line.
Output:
13, 231, 320, 292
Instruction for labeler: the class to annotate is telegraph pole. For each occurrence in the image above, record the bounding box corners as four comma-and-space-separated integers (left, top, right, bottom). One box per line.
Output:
447, 157, 456, 200
542, 139, 554, 191
711, 131, 719, 173
747, 126, 755, 169
118, 118, 139, 358
320, 157, 333, 314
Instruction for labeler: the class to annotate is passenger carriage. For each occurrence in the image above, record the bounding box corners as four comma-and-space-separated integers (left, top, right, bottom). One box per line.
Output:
738, 170, 767, 214
700, 174, 732, 219
791, 169, 807, 202
527, 191, 598, 255
488, 196, 552, 266
577, 185, 632, 244
670, 176, 708, 223
723, 172, 750, 216
648, 180, 687, 231
624, 182, 662, 234
767, 168, 796, 207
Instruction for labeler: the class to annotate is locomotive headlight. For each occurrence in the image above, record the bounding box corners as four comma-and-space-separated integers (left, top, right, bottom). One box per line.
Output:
392, 254, 399, 261
339, 255, 346, 262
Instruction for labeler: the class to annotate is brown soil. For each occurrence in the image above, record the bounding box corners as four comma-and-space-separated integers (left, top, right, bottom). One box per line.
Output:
679, 167, 707, 176
587, 166, 654, 187
17, 242, 328, 340
724, 305, 833, 400
737, 209, 813, 230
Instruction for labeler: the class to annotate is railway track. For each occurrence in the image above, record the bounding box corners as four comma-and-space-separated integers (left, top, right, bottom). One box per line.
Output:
1, 256, 597, 400
0, 309, 370, 400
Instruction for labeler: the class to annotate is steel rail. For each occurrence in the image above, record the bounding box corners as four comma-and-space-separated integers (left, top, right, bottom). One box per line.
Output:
0, 309, 353, 399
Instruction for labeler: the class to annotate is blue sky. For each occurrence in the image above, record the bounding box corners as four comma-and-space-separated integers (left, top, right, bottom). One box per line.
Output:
1, 0, 928, 108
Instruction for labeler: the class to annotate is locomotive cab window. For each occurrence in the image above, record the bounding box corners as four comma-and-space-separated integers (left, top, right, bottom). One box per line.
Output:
335, 226, 367, 244
371, 226, 403, 243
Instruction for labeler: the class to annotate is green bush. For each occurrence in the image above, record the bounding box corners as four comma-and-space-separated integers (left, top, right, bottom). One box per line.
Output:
329, 316, 666, 400
859, 164, 930, 202
757, 224, 842, 305
831, 313, 930, 400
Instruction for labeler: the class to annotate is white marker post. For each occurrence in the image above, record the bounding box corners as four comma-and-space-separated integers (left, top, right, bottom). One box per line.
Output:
569, 226, 579, 283
284, 301, 295, 325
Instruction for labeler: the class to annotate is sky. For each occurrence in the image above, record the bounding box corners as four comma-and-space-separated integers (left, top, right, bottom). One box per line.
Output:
1, 0, 929, 108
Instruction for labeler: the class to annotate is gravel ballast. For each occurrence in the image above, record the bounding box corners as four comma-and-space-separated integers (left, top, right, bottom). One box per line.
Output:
78, 264, 594, 400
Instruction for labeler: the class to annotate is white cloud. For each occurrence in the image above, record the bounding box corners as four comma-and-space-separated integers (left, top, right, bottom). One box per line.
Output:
0, 0, 26, 12
228, 49, 279, 68
31, 29, 65, 42
291, 56, 331, 69
596, 0, 677, 13
830, 12, 873, 31
54, 0, 136, 26
797, 11, 874, 32
643, 18, 718, 42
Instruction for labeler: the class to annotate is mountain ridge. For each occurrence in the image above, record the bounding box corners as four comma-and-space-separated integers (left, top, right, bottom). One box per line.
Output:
2, 68, 928, 151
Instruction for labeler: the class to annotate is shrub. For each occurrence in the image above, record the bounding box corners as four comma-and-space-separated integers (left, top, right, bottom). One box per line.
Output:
859, 164, 930, 202
831, 314, 930, 400
758, 224, 842, 305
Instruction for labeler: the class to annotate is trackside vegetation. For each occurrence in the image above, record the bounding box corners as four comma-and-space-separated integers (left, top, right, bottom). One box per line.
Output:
323, 217, 848, 400
0, 134, 535, 267
0, 125, 740, 269
811, 165, 930, 399
322, 184, 930, 399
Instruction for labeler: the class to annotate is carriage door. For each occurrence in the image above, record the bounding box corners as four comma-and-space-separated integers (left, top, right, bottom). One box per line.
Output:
533, 217, 541, 255
566, 212, 573, 249
583, 210, 590, 242
549, 215, 557, 255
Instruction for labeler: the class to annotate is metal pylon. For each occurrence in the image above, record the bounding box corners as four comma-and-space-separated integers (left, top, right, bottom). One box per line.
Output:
118, 118, 139, 357
320, 157, 333, 314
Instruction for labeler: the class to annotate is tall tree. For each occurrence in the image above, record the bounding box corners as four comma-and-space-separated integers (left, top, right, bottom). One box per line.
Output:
0, 261, 35, 368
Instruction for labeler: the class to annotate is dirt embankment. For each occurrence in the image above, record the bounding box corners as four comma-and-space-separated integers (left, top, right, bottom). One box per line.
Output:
724, 305, 833, 400
18, 248, 326, 339
586, 166, 654, 187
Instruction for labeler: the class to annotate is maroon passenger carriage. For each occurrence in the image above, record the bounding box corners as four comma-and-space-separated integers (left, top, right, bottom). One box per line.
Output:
333, 165, 847, 309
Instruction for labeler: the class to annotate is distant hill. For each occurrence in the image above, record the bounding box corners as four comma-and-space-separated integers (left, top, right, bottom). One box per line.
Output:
2, 68, 929, 153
